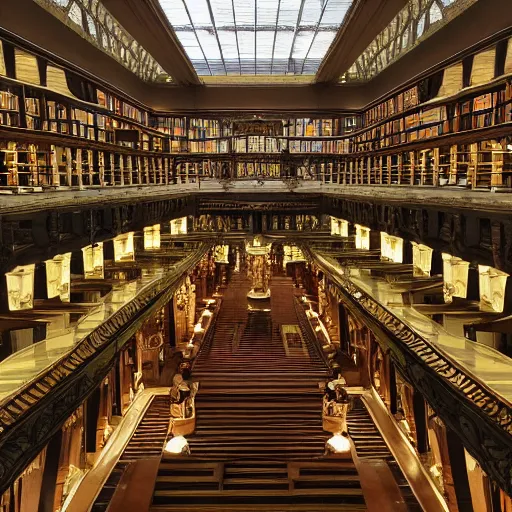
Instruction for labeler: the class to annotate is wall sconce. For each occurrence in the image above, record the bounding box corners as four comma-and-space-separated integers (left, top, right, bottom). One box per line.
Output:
170, 217, 188, 235
355, 224, 370, 250
45, 253, 71, 302
411, 242, 433, 276
442, 253, 469, 303
5, 264, 35, 311
380, 232, 404, 263
82, 243, 104, 279
113, 232, 135, 262
143, 224, 161, 250
478, 265, 509, 312
330, 217, 349, 237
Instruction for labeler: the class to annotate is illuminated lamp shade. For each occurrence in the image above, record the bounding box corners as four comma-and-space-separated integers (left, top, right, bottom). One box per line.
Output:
380, 232, 403, 263
411, 242, 433, 276
478, 265, 509, 313
113, 232, 135, 262
442, 253, 469, 303
82, 243, 104, 279
5, 264, 35, 311
326, 434, 351, 454
170, 217, 188, 235
194, 322, 204, 334
354, 224, 370, 250
330, 217, 349, 237
45, 253, 71, 302
143, 224, 161, 250
165, 436, 189, 455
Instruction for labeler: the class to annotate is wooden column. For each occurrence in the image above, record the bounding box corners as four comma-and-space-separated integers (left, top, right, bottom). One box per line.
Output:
446, 428, 475, 512
37, 430, 62, 512
412, 390, 428, 454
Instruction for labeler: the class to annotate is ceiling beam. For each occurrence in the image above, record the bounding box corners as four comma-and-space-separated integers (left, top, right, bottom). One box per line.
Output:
315, 0, 408, 84
101, 0, 201, 86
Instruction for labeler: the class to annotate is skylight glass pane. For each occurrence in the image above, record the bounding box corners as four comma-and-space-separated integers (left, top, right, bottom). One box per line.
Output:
158, 0, 354, 76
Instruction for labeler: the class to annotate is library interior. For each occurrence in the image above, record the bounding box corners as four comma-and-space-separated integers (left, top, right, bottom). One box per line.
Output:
0, 0, 512, 510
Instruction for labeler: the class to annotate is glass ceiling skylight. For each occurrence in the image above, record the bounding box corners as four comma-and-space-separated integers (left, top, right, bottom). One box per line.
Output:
158, 0, 354, 76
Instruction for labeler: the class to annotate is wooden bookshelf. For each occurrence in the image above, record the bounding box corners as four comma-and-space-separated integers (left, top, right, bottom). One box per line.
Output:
0, 33, 512, 191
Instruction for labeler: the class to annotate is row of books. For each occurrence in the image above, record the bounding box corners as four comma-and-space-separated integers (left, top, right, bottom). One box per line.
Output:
0, 112, 19, 127
364, 86, 420, 126
288, 140, 351, 154
47, 101, 68, 120
0, 91, 19, 111
188, 119, 223, 139
189, 140, 229, 153
25, 97, 40, 116
233, 137, 286, 153
151, 116, 186, 137
72, 108, 95, 125
282, 117, 358, 137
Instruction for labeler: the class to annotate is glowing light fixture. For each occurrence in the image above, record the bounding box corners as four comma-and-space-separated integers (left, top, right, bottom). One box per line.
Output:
326, 434, 351, 454
5, 264, 35, 311
442, 253, 469, 303
354, 224, 370, 250
143, 224, 161, 250
170, 217, 187, 235
411, 242, 433, 276
194, 322, 204, 334
45, 252, 72, 302
82, 243, 104, 279
478, 265, 509, 312
164, 436, 189, 455
114, 232, 135, 262
380, 232, 403, 263
330, 217, 349, 237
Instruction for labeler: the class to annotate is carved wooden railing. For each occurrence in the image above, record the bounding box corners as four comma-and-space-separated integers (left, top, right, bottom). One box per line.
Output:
0, 243, 210, 494
293, 296, 331, 370
304, 247, 512, 494
191, 297, 223, 370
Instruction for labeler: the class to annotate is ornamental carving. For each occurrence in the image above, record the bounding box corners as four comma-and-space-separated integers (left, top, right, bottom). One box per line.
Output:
308, 248, 512, 493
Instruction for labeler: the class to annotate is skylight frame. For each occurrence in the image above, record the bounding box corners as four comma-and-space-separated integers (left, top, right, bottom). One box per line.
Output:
33, 0, 170, 82
344, 0, 479, 82
158, 0, 354, 76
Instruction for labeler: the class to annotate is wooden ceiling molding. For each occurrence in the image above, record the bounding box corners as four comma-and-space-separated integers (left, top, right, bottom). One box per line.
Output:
315, 0, 408, 84
101, 0, 201, 86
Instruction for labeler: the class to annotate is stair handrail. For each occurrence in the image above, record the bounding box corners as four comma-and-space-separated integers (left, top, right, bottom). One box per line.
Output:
293, 295, 331, 370
191, 297, 223, 371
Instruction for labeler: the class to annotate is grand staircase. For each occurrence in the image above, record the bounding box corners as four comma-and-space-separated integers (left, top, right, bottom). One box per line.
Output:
151, 275, 367, 510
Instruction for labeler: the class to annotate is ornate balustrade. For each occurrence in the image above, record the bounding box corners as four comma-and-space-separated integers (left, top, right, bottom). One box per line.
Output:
0, 243, 210, 495
305, 247, 512, 494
